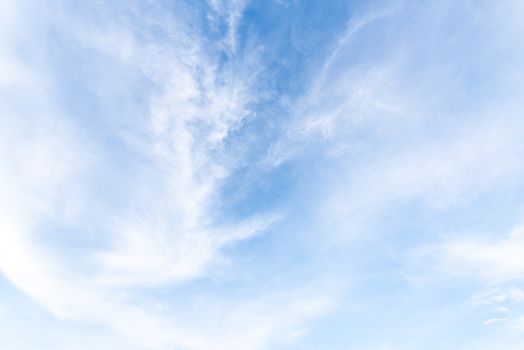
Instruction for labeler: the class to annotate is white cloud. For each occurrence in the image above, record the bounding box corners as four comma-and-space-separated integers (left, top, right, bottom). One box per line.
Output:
4, 0, 524, 348
207, 0, 248, 53
265, 0, 524, 247
438, 222, 524, 282
0, 2, 334, 349
411, 221, 524, 333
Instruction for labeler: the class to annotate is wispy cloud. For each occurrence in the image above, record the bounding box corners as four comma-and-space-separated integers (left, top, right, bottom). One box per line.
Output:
0, 1, 332, 349
3, 0, 524, 349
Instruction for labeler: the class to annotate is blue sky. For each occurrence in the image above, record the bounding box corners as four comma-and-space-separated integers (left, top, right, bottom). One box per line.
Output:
1, 0, 524, 349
